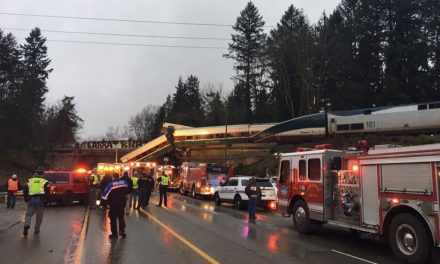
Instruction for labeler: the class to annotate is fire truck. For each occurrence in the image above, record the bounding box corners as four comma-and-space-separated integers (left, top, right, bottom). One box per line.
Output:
179, 162, 233, 198
123, 161, 157, 177
156, 165, 179, 190
277, 143, 440, 264
97, 163, 122, 179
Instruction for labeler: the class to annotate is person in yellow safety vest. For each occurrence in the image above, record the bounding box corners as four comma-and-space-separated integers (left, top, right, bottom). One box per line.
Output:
130, 172, 140, 209
5, 174, 22, 209
22, 170, 50, 237
157, 171, 169, 207
89, 168, 100, 209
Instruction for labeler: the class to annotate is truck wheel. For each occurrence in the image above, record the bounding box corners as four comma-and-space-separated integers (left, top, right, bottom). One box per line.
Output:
292, 200, 311, 234
191, 185, 197, 199
214, 193, 221, 206
234, 195, 243, 210
389, 213, 431, 264
62, 192, 73, 206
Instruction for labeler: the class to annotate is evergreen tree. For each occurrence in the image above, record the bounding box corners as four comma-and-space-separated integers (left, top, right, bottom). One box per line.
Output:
152, 95, 172, 137
0, 30, 21, 147
17, 27, 52, 146
204, 91, 225, 126
267, 5, 315, 118
47, 96, 83, 142
383, 0, 429, 104
224, 1, 267, 122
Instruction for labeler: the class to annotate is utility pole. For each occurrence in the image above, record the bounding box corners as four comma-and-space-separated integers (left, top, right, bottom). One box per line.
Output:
224, 101, 228, 165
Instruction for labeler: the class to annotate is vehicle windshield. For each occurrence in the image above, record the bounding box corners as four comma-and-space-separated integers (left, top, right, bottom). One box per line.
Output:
256, 179, 273, 187
207, 165, 228, 174
43, 173, 69, 183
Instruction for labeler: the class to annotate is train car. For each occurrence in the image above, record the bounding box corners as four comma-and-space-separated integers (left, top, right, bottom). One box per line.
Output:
328, 101, 440, 135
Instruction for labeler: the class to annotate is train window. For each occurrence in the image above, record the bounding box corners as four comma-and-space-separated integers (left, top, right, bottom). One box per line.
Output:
418, 104, 427, 110
337, 124, 350, 131
350, 123, 364, 130
186, 136, 193, 140
308, 159, 321, 181
363, 110, 372, 115
299, 160, 306, 181
279, 160, 290, 184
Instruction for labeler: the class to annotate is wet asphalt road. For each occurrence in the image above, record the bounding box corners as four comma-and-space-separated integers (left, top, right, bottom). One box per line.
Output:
0, 204, 85, 264
1, 195, 438, 264
83, 192, 401, 264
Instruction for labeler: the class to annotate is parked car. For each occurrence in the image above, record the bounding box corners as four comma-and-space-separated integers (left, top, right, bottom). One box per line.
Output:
44, 169, 90, 206
213, 176, 277, 211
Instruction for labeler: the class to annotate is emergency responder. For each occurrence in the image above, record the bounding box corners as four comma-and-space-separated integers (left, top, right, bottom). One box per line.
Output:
101, 173, 129, 239
23, 170, 50, 236
157, 171, 169, 207
5, 174, 21, 209
99, 174, 112, 209
121, 171, 133, 214
89, 168, 100, 209
129, 172, 139, 208
245, 177, 261, 221
137, 172, 155, 209
145, 172, 155, 207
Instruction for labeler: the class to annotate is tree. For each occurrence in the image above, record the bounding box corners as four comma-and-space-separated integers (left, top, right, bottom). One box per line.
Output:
168, 75, 204, 126
267, 5, 315, 118
129, 105, 158, 141
0, 30, 21, 147
383, 0, 429, 105
152, 95, 172, 137
224, 1, 267, 122
48, 96, 83, 142
16, 27, 52, 146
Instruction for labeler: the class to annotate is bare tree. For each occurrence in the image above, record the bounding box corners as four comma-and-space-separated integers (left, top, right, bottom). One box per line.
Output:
129, 105, 158, 141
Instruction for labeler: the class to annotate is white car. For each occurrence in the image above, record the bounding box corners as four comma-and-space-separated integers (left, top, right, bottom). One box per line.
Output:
213, 176, 277, 211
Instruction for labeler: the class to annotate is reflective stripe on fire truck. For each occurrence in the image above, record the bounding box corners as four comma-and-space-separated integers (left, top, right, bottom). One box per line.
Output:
308, 203, 324, 212
278, 199, 289, 206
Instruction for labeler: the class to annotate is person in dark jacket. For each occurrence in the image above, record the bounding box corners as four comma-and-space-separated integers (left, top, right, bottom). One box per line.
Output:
137, 172, 147, 209
120, 171, 133, 214
101, 173, 129, 239
245, 177, 262, 221
5, 174, 22, 209
137, 172, 155, 209
99, 174, 112, 209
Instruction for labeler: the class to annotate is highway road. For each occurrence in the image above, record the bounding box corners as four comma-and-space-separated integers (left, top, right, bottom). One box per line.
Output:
0, 193, 438, 264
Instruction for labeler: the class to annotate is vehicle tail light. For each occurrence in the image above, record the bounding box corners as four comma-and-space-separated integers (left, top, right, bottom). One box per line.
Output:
268, 201, 277, 210
50, 185, 56, 193
352, 164, 359, 172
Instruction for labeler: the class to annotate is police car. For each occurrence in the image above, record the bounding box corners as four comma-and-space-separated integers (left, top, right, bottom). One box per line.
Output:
213, 176, 277, 211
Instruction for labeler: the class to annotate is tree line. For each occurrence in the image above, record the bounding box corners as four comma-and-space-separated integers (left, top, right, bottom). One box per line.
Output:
0, 28, 82, 152
142, 0, 440, 136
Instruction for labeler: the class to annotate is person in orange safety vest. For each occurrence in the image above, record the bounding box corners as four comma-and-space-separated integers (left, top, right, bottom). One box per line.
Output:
5, 174, 22, 209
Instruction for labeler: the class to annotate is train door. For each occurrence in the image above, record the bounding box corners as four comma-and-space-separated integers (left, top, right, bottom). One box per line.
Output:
277, 158, 292, 214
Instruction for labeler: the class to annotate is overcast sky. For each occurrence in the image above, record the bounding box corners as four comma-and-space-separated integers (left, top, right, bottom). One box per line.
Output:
0, 0, 340, 139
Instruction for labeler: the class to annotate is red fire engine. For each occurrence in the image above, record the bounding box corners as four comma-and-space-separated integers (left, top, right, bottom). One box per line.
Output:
179, 162, 233, 198
277, 143, 440, 264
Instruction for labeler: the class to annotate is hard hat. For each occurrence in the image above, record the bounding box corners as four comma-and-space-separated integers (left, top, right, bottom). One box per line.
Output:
92, 168, 97, 172
12, 174, 17, 179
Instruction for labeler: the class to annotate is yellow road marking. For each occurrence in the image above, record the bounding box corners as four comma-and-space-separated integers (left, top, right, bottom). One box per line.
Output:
74, 206, 90, 264
139, 208, 220, 264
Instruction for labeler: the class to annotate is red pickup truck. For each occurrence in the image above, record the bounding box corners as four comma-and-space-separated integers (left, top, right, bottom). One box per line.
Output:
43, 169, 90, 206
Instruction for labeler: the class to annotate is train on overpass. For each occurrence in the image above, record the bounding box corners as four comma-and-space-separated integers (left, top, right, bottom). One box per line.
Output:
121, 101, 440, 163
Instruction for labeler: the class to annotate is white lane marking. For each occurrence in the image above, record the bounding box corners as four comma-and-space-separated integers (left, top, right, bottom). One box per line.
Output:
331, 249, 378, 264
